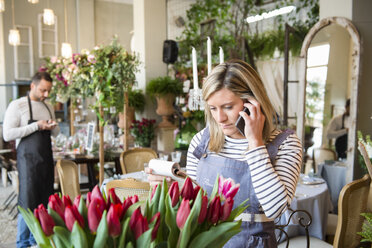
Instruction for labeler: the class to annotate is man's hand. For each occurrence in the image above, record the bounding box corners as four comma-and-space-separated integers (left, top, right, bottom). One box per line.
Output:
37, 120, 57, 130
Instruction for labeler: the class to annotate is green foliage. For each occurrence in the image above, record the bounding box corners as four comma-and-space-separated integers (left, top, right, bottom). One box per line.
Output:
357, 131, 372, 174
90, 38, 140, 125
305, 80, 324, 125
128, 89, 145, 112
358, 213, 372, 242
146, 76, 183, 98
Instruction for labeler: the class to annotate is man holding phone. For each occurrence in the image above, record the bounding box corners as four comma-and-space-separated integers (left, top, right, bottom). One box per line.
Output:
3, 71, 59, 248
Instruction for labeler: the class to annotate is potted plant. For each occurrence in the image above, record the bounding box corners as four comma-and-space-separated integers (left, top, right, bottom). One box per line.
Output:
130, 118, 156, 148
146, 76, 183, 128
117, 89, 145, 130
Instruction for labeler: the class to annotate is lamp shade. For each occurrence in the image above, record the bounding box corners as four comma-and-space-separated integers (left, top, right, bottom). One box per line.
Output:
43, 8, 55, 25
0, 0, 5, 12
28, 0, 39, 3
61, 42, 72, 58
9, 29, 20, 46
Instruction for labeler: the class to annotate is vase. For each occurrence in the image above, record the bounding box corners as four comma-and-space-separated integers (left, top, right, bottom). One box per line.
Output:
117, 106, 135, 129
156, 94, 175, 128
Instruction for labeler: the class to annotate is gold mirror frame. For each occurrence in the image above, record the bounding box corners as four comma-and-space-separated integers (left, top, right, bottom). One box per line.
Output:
296, 17, 361, 178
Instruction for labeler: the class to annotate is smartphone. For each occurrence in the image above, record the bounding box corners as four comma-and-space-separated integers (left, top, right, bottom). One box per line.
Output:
235, 107, 250, 136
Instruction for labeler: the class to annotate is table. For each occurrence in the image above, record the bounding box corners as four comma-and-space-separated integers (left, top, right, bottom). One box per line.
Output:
278, 177, 333, 241
101, 171, 145, 194
317, 161, 347, 213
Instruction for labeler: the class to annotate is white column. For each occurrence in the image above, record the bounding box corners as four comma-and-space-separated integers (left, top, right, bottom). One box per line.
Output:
76, 0, 95, 51
0, 11, 6, 124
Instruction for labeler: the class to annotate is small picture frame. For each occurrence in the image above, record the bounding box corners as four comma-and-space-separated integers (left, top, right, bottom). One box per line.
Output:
86, 122, 96, 152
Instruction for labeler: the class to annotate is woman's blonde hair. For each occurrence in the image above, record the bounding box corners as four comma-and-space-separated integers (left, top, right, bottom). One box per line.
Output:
202, 59, 277, 153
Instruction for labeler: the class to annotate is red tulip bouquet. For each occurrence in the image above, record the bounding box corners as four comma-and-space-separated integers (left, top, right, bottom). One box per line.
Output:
18, 175, 249, 248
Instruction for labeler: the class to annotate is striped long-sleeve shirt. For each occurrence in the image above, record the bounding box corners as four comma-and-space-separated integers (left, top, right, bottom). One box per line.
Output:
186, 128, 303, 220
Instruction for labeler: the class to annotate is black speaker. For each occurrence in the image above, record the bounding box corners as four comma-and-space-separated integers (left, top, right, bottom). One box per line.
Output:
163, 40, 178, 64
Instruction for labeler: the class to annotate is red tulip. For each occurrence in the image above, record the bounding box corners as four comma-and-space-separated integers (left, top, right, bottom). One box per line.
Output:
176, 199, 190, 229
91, 185, 105, 204
107, 203, 123, 237
88, 198, 105, 233
48, 193, 65, 221
207, 196, 221, 224
180, 177, 194, 200
108, 188, 121, 205
122, 198, 133, 215
220, 197, 234, 221
86, 192, 92, 207
193, 185, 201, 200
218, 176, 240, 199
151, 184, 158, 200
150, 212, 161, 240
129, 208, 149, 240
169, 181, 180, 207
64, 205, 84, 232
73, 195, 81, 209
198, 195, 208, 224
34, 204, 55, 236
62, 195, 72, 207
129, 195, 139, 204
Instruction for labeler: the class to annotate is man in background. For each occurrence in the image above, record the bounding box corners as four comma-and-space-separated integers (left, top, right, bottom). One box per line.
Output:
3, 72, 59, 248
326, 99, 350, 159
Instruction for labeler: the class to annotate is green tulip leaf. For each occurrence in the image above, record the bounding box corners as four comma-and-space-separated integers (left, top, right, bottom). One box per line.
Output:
93, 210, 108, 248
188, 221, 242, 248
70, 221, 88, 248
118, 218, 130, 247
150, 183, 162, 216
47, 207, 65, 227
165, 195, 179, 248
178, 190, 203, 248
157, 179, 169, 240
78, 196, 88, 221
126, 241, 134, 248
210, 173, 220, 202
123, 201, 143, 219
53, 226, 72, 248
18, 207, 51, 247
136, 228, 153, 248
226, 198, 250, 222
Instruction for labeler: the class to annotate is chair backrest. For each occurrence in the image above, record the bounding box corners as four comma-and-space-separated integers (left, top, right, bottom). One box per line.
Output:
333, 174, 371, 248
106, 178, 150, 202
312, 147, 337, 172
120, 148, 158, 174
56, 159, 81, 201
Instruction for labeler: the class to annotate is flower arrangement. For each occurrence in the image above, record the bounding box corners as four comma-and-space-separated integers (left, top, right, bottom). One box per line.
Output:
130, 118, 156, 147
19, 175, 248, 247
357, 131, 372, 173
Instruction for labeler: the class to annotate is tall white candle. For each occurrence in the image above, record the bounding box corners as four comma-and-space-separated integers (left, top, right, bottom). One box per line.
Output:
219, 46, 224, 64
207, 37, 212, 74
192, 47, 198, 90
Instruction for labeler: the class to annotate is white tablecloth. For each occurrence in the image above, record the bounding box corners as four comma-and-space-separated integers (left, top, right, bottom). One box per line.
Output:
278, 177, 333, 240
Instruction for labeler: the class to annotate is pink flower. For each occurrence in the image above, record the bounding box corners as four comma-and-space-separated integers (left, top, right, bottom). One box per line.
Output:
220, 197, 234, 221
88, 198, 105, 233
129, 208, 149, 240
176, 199, 190, 229
169, 182, 180, 207
180, 177, 194, 200
34, 204, 55, 236
207, 196, 221, 224
64, 205, 84, 232
87, 54, 96, 64
62, 195, 72, 207
73, 195, 81, 210
107, 203, 123, 237
48, 193, 65, 221
218, 176, 240, 199
150, 212, 161, 240
108, 188, 122, 205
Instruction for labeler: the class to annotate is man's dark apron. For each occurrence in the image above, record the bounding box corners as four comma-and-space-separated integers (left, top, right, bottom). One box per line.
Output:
335, 114, 347, 159
17, 95, 54, 210
194, 128, 293, 248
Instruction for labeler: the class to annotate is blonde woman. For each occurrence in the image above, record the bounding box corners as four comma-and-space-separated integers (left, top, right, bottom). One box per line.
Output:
148, 59, 302, 247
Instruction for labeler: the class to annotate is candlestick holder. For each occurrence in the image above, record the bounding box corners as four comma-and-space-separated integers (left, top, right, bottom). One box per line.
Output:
188, 88, 204, 111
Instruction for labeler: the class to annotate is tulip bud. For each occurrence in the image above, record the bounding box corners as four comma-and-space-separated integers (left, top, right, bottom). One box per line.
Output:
129, 195, 139, 204
180, 177, 194, 200
207, 196, 221, 224
218, 176, 240, 200
34, 204, 55, 236
150, 212, 161, 240
48, 193, 65, 221
62, 195, 72, 207
122, 198, 133, 216
86, 192, 92, 207
73, 195, 81, 210
176, 199, 190, 229
107, 203, 122, 237
88, 198, 105, 233
108, 188, 121, 205
64, 205, 84, 232
151, 184, 158, 200
198, 195, 208, 224
129, 208, 149, 240
220, 197, 234, 221
169, 181, 180, 207
193, 185, 201, 200
91, 185, 105, 204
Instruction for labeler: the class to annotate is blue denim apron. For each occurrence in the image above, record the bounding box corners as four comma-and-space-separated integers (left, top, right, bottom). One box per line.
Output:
194, 128, 293, 248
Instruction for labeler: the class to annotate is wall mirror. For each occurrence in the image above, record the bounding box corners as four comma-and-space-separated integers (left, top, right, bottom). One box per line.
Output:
296, 17, 361, 181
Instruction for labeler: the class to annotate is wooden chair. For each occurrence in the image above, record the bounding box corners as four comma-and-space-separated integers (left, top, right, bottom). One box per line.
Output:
119, 148, 157, 174
56, 159, 81, 200
312, 147, 337, 173
106, 178, 150, 202
277, 174, 371, 247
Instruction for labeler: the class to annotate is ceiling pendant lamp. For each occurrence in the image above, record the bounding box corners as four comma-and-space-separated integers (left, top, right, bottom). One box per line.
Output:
28, 0, 39, 3
61, 0, 72, 58
43, 0, 54, 25
8, 0, 20, 46
0, 0, 5, 12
